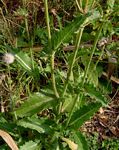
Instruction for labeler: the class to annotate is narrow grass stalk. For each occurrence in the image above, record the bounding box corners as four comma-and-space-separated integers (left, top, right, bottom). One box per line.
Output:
82, 23, 104, 86
44, 0, 59, 98
62, 27, 84, 97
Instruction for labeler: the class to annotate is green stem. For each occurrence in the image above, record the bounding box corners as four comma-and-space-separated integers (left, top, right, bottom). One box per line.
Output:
51, 51, 59, 98
87, 45, 105, 82
44, 0, 51, 40
44, 0, 59, 98
65, 94, 79, 128
62, 27, 84, 97
82, 23, 104, 86
58, 27, 84, 115
65, 23, 104, 128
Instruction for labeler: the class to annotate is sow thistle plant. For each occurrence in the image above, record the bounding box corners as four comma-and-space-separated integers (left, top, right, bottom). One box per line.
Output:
0, 0, 116, 149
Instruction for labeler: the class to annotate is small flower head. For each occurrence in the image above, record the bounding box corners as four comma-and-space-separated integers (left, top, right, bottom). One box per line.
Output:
3, 53, 15, 64
98, 37, 108, 47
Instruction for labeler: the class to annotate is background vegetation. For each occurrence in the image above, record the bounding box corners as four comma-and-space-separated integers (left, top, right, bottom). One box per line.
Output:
0, 0, 119, 149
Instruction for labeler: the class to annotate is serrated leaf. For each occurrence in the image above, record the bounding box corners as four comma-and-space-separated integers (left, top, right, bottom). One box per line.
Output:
73, 131, 89, 150
17, 117, 52, 134
69, 102, 102, 129
84, 84, 107, 106
51, 15, 89, 50
14, 93, 56, 117
20, 141, 39, 150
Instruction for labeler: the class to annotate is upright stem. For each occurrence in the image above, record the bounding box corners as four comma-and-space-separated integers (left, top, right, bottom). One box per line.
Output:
65, 23, 104, 128
58, 27, 84, 115
87, 45, 105, 82
44, 0, 51, 40
44, 0, 59, 98
62, 27, 84, 97
82, 23, 104, 86
51, 51, 59, 98
65, 94, 79, 128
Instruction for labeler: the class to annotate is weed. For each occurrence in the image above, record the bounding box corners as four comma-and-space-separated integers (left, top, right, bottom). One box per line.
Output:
0, 0, 118, 149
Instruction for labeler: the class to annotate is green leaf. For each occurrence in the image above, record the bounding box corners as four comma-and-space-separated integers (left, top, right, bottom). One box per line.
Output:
84, 10, 100, 23
107, 0, 115, 10
20, 141, 39, 150
15, 51, 40, 78
14, 93, 56, 117
84, 84, 107, 106
69, 102, 102, 129
0, 122, 17, 137
0, 115, 17, 136
17, 117, 52, 134
15, 51, 32, 72
73, 131, 89, 150
51, 15, 88, 50
61, 94, 74, 112
81, 55, 99, 86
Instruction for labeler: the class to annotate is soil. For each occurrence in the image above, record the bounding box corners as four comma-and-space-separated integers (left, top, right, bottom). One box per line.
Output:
81, 90, 119, 140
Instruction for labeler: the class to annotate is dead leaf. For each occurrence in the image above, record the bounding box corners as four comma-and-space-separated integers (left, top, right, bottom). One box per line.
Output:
0, 130, 19, 150
62, 137, 78, 150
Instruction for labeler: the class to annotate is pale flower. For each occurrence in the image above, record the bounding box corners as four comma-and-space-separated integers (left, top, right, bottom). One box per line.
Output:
3, 53, 15, 64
